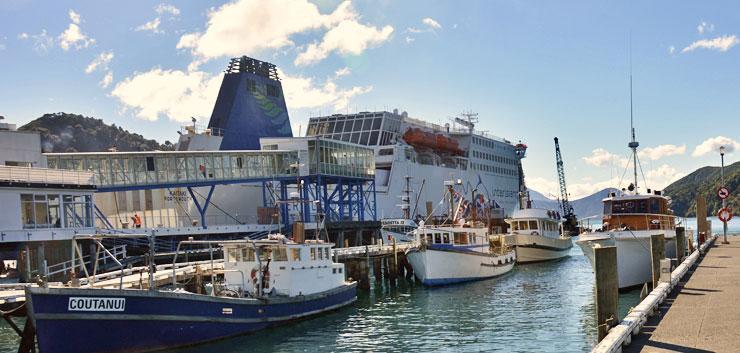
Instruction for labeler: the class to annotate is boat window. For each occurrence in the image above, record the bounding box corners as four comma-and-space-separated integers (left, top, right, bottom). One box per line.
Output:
317, 247, 324, 260
637, 200, 648, 213
425, 234, 433, 243
434, 233, 442, 244
310, 247, 317, 260
272, 247, 288, 261
520, 221, 529, 230
454, 232, 468, 245
325, 248, 331, 260
242, 247, 255, 261
226, 247, 240, 262
512, 221, 519, 231
529, 221, 538, 230
651, 198, 660, 214
603, 201, 612, 215
442, 233, 450, 244
291, 248, 301, 261
259, 248, 271, 262
469, 233, 474, 244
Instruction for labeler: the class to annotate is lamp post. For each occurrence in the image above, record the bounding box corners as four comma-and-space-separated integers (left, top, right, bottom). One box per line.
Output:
720, 145, 728, 244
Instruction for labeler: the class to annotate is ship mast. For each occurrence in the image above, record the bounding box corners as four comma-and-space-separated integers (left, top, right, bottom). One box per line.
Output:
628, 73, 639, 194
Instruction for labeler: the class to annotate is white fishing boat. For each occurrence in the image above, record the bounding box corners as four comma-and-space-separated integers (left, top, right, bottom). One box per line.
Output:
380, 218, 417, 244
505, 208, 573, 263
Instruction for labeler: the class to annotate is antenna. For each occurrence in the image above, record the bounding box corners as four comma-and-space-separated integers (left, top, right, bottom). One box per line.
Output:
627, 63, 639, 193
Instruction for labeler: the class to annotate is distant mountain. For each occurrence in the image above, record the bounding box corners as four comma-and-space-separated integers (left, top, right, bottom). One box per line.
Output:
19, 112, 174, 152
529, 188, 617, 220
664, 161, 739, 217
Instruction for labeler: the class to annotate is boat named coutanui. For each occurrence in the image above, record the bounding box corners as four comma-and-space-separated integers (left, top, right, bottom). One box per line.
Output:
26, 235, 356, 353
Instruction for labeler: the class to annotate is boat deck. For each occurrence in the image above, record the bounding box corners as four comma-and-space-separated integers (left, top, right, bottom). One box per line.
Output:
624, 236, 740, 353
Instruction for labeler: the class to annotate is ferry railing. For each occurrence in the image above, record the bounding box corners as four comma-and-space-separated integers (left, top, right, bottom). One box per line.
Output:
0, 165, 94, 185
592, 234, 718, 353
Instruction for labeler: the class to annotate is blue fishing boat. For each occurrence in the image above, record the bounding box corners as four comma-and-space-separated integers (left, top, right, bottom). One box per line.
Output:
26, 236, 356, 353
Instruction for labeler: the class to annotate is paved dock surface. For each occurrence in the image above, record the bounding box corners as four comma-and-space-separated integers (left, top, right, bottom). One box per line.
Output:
626, 236, 740, 353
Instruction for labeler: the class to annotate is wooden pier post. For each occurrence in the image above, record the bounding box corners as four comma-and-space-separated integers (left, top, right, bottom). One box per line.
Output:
373, 257, 382, 282
594, 246, 618, 341
675, 227, 686, 263
651, 233, 666, 289
389, 239, 399, 280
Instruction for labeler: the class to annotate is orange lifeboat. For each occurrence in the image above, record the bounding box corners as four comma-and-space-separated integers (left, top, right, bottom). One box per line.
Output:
402, 128, 464, 155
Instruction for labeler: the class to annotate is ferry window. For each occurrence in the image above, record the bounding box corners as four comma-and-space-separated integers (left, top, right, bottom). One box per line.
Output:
310, 247, 317, 260
529, 221, 538, 230
272, 247, 288, 261
651, 199, 660, 214
291, 248, 301, 261
343, 121, 353, 132
369, 131, 379, 145
63, 195, 93, 228
372, 118, 382, 130
351, 132, 360, 144
334, 121, 344, 133
442, 233, 450, 244
362, 119, 373, 130
520, 221, 529, 230
242, 248, 256, 261
360, 132, 370, 145
227, 248, 240, 262
434, 233, 442, 244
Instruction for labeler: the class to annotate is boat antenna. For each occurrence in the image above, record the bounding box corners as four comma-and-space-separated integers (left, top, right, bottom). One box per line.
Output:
627, 49, 639, 194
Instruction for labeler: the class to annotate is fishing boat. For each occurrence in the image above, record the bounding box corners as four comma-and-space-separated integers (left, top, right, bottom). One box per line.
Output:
380, 218, 417, 244
405, 180, 516, 286
26, 235, 356, 353
505, 208, 573, 263
575, 74, 677, 289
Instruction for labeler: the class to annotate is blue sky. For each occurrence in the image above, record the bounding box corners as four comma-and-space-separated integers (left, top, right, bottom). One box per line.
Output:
1, 0, 738, 198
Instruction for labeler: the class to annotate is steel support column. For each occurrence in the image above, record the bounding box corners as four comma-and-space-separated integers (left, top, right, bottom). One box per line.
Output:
188, 185, 215, 229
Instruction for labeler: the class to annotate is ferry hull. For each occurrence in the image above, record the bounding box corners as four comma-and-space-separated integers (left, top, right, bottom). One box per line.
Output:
27, 284, 356, 353
576, 231, 677, 289
406, 247, 515, 286
505, 234, 573, 263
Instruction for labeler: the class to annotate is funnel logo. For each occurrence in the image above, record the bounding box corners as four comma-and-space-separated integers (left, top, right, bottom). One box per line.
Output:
249, 87, 291, 135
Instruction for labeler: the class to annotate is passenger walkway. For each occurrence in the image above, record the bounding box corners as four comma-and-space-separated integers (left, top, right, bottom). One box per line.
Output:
625, 236, 740, 353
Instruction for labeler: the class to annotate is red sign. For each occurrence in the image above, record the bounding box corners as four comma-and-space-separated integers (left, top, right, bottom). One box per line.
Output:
718, 187, 730, 200
718, 207, 733, 223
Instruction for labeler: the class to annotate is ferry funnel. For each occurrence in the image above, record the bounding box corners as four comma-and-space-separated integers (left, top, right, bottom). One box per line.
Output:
207, 56, 293, 150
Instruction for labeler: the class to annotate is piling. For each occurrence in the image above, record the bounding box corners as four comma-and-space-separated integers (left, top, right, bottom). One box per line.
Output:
650, 233, 666, 289
675, 226, 686, 263
594, 246, 618, 341
373, 257, 382, 282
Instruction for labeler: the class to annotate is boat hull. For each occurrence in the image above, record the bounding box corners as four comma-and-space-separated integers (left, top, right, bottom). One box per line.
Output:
406, 246, 515, 286
576, 230, 677, 289
27, 284, 357, 353
506, 234, 573, 263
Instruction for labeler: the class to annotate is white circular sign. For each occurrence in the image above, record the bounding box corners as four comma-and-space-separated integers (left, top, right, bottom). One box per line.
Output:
718, 187, 730, 200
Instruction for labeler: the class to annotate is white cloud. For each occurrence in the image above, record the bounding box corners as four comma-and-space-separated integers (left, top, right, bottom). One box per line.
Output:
85, 51, 114, 73
422, 17, 442, 30
280, 69, 372, 110
294, 20, 393, 66
405, 36, 415, 44
692, 136, 740, 157
527, 177, 559, 198
136, 18, 162, 34
407, 27, 424, 34
697, 21, 714, 34
100, 71, 113, 88
155, 3, 180, 16
582, 148, 628, 167
529, 175, 617, 200
668, 45, 675, 54
112, 67, 372, 122
177, 0, 358, 66
682, 35, 738, 53
59, 9, 95, 50
334, 67, 351, 78
638, 144, 686, 160
646, 164, 685, 190
111, 68, 222, 122
18, 30, 55, 54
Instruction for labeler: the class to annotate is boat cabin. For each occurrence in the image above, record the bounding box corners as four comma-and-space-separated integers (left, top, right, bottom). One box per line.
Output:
601, 194, 675, 232
381, 219, 417, 235
222, 238, 345, 297
506, 208, 562, 238
414, 227, 489, 248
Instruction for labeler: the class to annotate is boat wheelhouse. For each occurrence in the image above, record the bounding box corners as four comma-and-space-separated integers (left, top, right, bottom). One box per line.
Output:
505, 208, 573, 263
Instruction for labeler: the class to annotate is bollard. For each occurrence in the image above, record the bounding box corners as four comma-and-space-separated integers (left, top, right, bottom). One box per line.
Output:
651, 234, 666, 289
675, 227, 686, 263
659, 258, 672, 283
595, 246, 619, 341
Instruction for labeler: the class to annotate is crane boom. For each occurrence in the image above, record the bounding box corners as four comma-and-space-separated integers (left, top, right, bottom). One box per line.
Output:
554, 137, 578, 235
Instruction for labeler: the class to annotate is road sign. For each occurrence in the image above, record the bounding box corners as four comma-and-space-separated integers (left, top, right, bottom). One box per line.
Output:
718, 207, 733, 223
718, 187, 730, 200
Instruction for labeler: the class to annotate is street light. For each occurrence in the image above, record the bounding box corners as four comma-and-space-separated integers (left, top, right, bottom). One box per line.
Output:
720, 145, 728, 244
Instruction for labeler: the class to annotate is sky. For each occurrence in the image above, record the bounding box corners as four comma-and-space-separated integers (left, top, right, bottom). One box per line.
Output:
0, 0, 738, 199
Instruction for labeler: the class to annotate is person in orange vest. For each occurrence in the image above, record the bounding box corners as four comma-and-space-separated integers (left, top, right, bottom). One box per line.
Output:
130, 214, 142, 228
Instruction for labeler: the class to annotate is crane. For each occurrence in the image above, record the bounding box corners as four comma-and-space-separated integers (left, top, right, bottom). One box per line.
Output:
554, 137, 578, 235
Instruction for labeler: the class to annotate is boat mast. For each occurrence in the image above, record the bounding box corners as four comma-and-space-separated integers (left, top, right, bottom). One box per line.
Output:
628, 73, 639, 194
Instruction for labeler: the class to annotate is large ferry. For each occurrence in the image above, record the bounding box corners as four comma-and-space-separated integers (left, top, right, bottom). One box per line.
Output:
305, 112, 522, 220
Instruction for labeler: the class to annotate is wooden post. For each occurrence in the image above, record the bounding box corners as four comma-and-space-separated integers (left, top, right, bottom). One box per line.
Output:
651, 233, 666, 289
696, 195, 707, 243
675, 227, 686, 263
391, 238, 399, 280
373, 257, 382, 282
595, 246, 618, 342
688, 232, 695, 254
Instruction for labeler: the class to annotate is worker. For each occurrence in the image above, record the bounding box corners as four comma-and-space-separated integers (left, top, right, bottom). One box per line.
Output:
131, 214, 142, 228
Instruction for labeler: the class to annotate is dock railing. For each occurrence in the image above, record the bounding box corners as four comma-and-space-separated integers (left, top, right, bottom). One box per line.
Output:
591, 234, 718, 353
0, 165, 95, 185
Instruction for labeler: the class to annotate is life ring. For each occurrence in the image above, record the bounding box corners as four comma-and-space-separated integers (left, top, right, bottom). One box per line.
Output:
250, 267, 270, 287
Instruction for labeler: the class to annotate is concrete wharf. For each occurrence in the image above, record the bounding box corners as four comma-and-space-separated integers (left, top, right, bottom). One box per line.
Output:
622, 236, 740, 353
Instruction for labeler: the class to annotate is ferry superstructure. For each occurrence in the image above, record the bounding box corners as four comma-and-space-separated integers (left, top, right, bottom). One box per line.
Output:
305, 111, 522, 221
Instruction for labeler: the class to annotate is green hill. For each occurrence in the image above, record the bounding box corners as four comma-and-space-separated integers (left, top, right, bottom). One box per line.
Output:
664, 160, 739, 217
19, 112, 174, 152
